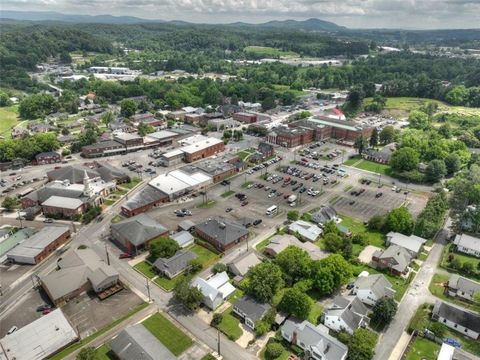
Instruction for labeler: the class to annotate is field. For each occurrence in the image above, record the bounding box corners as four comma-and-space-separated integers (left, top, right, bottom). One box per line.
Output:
142, 313, 193, 356
0, 105, 20, 139
244, 46, 298, 58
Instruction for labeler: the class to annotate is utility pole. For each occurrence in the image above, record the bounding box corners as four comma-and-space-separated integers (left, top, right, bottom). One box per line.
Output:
146, 277, 151, 302
105, 243, 110, 266
17, 209, 23, 228
217, 328, 221, 356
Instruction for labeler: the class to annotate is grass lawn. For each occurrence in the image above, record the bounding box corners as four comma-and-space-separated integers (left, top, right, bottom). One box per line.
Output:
354, 159, 391, 175
408, 304, 480, 356
133, 261, 156, 279
237, 151, 252, 160
418, 252, 428, 261
221, 190, 235, 198
339, 215, 385, 256
428, 273, 480, 313
344, 156, 361, 166
142, 313, 193, 356
122, 177, 142, 189
440, 245, 480, 281
154, 274, 186, 291
94, 344, 113, 360
244, 45, 298, 58
343, 185, 353, 192
197, 200, 216, 209
259, 342, 291, 360
49, 303, 149, 360
256, 232, 277, 252
189, 243, 219, 268
105, 199, 115, 206
218, 306, 243, 341
307, 302, 324, 325
0, 105, 20, 138
111, 214, 125, 224
329, 195, 340, 204
405, 337, 440, 360
228, 288, 245, 304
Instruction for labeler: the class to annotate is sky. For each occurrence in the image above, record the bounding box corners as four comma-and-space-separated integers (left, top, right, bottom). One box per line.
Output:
3, 0, 480, 29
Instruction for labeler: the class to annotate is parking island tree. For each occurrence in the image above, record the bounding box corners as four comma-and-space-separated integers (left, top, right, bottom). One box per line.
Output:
246, 262, 284, 303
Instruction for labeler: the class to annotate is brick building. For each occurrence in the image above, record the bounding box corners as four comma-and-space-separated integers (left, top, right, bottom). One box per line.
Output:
35, 151, 61, 165
82, 140, 125, 158
182, 137, 225, 162
121, 185, 169, 217
184, 113, 204, 125
114, 133, 144, 151
267, 127, 313, 148
195, 217, 249, 252
233, 112, 257, 124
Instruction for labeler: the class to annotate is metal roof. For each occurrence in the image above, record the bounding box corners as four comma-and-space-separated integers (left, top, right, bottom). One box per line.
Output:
7, 226, 69, 260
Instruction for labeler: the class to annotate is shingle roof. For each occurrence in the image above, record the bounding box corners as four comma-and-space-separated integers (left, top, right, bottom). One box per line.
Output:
234, 296, 271, 323
386, 232, 426, 254
110, 324, 176, 360
311, 205, 337, 225
171, 231, 194, 247
227, 251, 262, 277
326, 296, 369, 331
195, 217, 248, 246
354, 274, 395, 299
153, 249, 196, 278
432, 301, 480, 333
123, 185, 168, 211
376, 245, 412, 273
454, 234, 480, 253
111, 213, 167, 246
264, 235, 326, 260
448, 274, 480, 298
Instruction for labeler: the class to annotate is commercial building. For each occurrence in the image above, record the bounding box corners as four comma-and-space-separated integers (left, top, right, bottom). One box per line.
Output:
181, 137, 224, 162
233, 112, 257, 124
109, 324, 177, 360
0, 309, 78, 360
145, 130, 180, 147
0, 228, 35, 260
195, 217, 249, 252
266, 126, 313, 148
149, 169, 212, 201
114, 133, 144, 151
432, 301, 480, 339
41, 247, 120, 305
81, 140, 125, 157
7, 226, 70, 265
110, 214, 168, 254
158, 149, 186, 167
35, 151, 61, 165
121, 185, 169, 217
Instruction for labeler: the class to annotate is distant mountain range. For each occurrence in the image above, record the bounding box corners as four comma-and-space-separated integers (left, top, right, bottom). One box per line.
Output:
0, 10, 345, 31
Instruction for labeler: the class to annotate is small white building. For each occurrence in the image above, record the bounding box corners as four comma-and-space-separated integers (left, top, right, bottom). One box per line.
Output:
288, 220, 322, 242
432, 301, 480, 340
324, 296, 370, 335
192, 271, 235, 310
454, 234, 480, 258
352, 274, 396, 306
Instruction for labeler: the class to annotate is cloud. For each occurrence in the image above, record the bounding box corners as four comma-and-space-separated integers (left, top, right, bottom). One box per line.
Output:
4, 0, 480, 28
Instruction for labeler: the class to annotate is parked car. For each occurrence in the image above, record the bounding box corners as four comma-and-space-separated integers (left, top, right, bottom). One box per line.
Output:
42, 308, 53, 315
225, 208, 233, 213
119, 253, 133, 259
241, 200, 249, 206
43, 218, 53, 223
253, 219, 263, 226
36, 304, 52, 312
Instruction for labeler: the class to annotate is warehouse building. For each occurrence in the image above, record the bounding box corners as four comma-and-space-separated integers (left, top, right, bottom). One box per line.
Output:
7, 226, 71, 265
149, 169, 212, 201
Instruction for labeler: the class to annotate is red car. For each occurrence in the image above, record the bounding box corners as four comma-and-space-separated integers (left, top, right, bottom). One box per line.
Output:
119, 252, 133, 259
241, 200, 249, 206
42, 308, 52, 315
283, 193, 290, 199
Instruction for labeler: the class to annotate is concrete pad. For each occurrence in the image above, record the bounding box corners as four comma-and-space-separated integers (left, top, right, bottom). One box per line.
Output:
197, 308, 213, 324
358, 245, 382, 264
236, 323, 255, 348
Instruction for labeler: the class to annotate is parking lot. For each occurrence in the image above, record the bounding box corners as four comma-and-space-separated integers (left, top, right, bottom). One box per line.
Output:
0, 263, 32, 289
62, 288, 144, 337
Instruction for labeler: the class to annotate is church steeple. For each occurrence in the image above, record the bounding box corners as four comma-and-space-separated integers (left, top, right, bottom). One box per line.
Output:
83, 170, 93, 197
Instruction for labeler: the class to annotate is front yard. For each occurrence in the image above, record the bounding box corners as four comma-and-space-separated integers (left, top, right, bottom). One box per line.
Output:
217, 306, 243, 341
440, 244, 480, 281
404, 337, 440, 360
428, 273, 480, 313
142, 313, 193, 356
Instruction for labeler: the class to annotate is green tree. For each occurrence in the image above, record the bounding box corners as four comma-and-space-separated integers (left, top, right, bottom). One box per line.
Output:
354, 137, 368, 155
212, 263, 227, 274
261, 96, 276, 111
0, 92, 12, 107
149, 237, 180, 259
19, 93, 58, 119
2, 196, 18, 211
323, 220, 340, 236
211, 313, 223, 327
76, 347, 96, 360
445, 85, 468, 105
390, 147, 420, 172
246, 262, 284, 302
429, 323, 446, 338
379, 125, 395, 145
347, 329, 378, 360
120, 99, 136, 118
138, 122, 155, 136
188, 258, 203, 273
287, 210, 299, 221
101, 111, 114, 126
173, 277, 204, 311
384, 207, 414, 235
408, 110, 429, 130
346, 85, 365, 110
281, 91, 296, 106
371, 297, 397, 326
311, 254, 352, 295
275, 246, 311, 284
426, 159, 447, 183
444, 153, 461, 175
265, 343, 284, 360
368, 215, 385, 231
462, 262, 474, 275
323, 233, 344, 253
369, 128, 379, 148
279, 287, 313, 320
438, 123, 452, 139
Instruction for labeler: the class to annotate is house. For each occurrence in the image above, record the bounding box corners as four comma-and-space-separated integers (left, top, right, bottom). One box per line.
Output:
227, 251, 262, 280
41, 247, 120, 306
35, 151, 61, 165
110, 214, 168, 254
195, 217, 249, 252
362, 143, 396, 164
178, 220, 196, 232
258, 142, 274, 158
446, 274, 480, 302
324, 296, 370, 335
281, 319, 348, 360
0, 309, 78, 360
121, 185, 169, 217
6, 226, 71, 265
352, 274, 396, 306
372, 245, 413, 276
432, 301, 480, 339
232, 296, 272, 330
311, 205, 338, 226
109, 324, 177, 360
153, 249, 196, 279
192, 271, 236, 310
288, 220, 322, 242
386, 232, 426, 257
171, 231, 195, 248
263, 234, 326, 260
454, 234, 480, 258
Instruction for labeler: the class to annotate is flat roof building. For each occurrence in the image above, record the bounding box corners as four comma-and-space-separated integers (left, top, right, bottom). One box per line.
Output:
149, 169, 212, 200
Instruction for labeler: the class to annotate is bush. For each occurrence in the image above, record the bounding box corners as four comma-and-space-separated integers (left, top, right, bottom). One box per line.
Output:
213, 263, 227, 274
367, 215, 385, 231
61, 148, 71, 156
211, 313, 223, 327
265, 343, 284, 359
429, 322, 446, 338
287, 210, 299, 221
255, 320, 270, 337
188, 258, 203, 273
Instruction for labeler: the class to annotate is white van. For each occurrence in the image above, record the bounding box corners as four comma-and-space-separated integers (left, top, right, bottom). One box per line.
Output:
266, 205, 278, 216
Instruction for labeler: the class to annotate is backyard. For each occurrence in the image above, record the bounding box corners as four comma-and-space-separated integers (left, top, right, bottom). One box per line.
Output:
142, 312, 193, 356
404, 337, 440, 360
428, 273, 480, 313
440, 244, 480, 281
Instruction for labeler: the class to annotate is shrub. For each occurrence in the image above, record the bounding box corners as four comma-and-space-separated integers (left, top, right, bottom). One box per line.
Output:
213, 263, 227, 274
265, 343, 284, 359
211, 313, 223, 327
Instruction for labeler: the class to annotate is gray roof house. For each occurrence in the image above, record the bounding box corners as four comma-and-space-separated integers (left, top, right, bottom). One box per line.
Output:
447, 274, 480, 302
109, 324, 176, 360
311, 205, 338, 225
454, 234, 480, 258
153, 249, 196, 279
195, 217, 249, 252
110, 214, 168, 253
372, 244, 413, 276
232, 296, 272, 330
386, 231, 426, 257
171, 231, 195, 248
281, 319, 348, 360
324, 296, 369, 335
192, 271, 236, 310
227, 251, 262, 280
432, 301, 480, 340
263, 234, 326, 260
288, 220, 322, 242
352, 274, 396, 306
